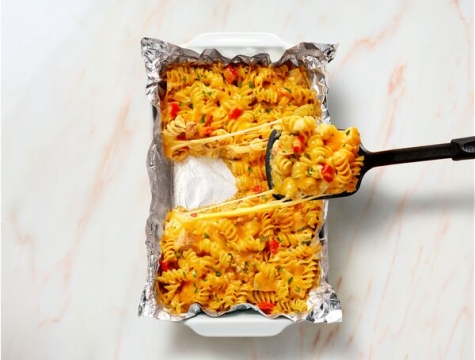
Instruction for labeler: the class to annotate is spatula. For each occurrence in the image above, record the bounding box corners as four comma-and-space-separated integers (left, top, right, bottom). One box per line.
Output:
265, 129, 475, 200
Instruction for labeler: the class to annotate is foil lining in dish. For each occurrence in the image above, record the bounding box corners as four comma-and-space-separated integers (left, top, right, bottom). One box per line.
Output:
138, 37, 342, 323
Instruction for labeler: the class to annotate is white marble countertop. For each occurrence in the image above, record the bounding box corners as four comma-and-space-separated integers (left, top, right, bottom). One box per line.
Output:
2, 0, 473, 359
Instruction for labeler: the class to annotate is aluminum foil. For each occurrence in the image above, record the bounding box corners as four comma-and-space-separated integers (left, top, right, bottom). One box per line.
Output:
138, 37, 342, 323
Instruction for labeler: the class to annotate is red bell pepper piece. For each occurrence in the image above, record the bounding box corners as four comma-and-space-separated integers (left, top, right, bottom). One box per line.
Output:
169, 102, 180, 119
224, 65, 239, 84
159, 259, 171, 272
266, 239, 279, 255
253, 185, 264, 193
228, 107, 242, 120
258, 301, 275, 314
293, 135, 304, 153
322, 164, 335, 183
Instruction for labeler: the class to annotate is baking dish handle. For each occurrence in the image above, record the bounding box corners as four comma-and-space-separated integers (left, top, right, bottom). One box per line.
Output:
181, 32, 292, 50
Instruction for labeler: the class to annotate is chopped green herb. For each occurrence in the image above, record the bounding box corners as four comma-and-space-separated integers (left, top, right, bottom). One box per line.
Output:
265, 108, 272, 113
216, 270, 222, 277
346, 130, 350, 135
295, 286, 301, 293
179, 102, 183, 107
193, 270, 197, 278
237, 82, 242, 88
204, 232, 210, 238
200, 115, 206, 123
182, 270, 186, 276
203, 278, 208, 282
247, 166, 253, 173
277, 266, 283, 273
284, 87, 292, 93
304, 152, 311, 160
207, 91, 212, 96
302, 239, 311, 245
287, 276, 294, 285
248, 81, 255, 89
263, 195, 269, 201
197, 74, 201, 81
306, 168, 314, 176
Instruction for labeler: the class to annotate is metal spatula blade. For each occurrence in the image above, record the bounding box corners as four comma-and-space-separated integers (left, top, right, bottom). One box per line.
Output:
265, 129, 475, 200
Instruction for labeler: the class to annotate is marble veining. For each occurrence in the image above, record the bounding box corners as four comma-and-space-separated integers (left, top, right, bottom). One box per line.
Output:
2, 0, 473, 359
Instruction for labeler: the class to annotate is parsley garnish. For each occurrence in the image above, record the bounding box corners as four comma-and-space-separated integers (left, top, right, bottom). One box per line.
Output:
200, 115, 205, 123
193, 270, 197, 278
346, 130, 350, 135
284, 87, 292, 93
287, 277, 294, 285
216, 271, 222, 277
204, 232, 210, 238
182, 77, 187, 82
265, 108, 272, 113
248, 81, 255, 89
247, 166, 253, 173
295, 286, 301, 293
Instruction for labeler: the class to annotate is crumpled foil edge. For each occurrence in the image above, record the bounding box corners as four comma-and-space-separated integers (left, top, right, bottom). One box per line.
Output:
138, 37, 342, 324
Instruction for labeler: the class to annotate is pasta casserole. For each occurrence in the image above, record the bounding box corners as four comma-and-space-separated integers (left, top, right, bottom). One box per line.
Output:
156, 62, 327, 316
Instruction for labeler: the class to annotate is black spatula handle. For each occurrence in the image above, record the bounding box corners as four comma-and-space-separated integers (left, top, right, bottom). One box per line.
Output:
365, 136, 475, 169
452, 136, 475, 160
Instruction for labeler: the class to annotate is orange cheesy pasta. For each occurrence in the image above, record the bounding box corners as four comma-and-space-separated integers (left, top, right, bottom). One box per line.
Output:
270, 117, 364, 199
156, 63, 326, 316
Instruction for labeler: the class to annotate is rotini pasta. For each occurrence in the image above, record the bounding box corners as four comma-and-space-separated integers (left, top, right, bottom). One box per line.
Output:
156, 63, 326, 316
270, 117, 364, 199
